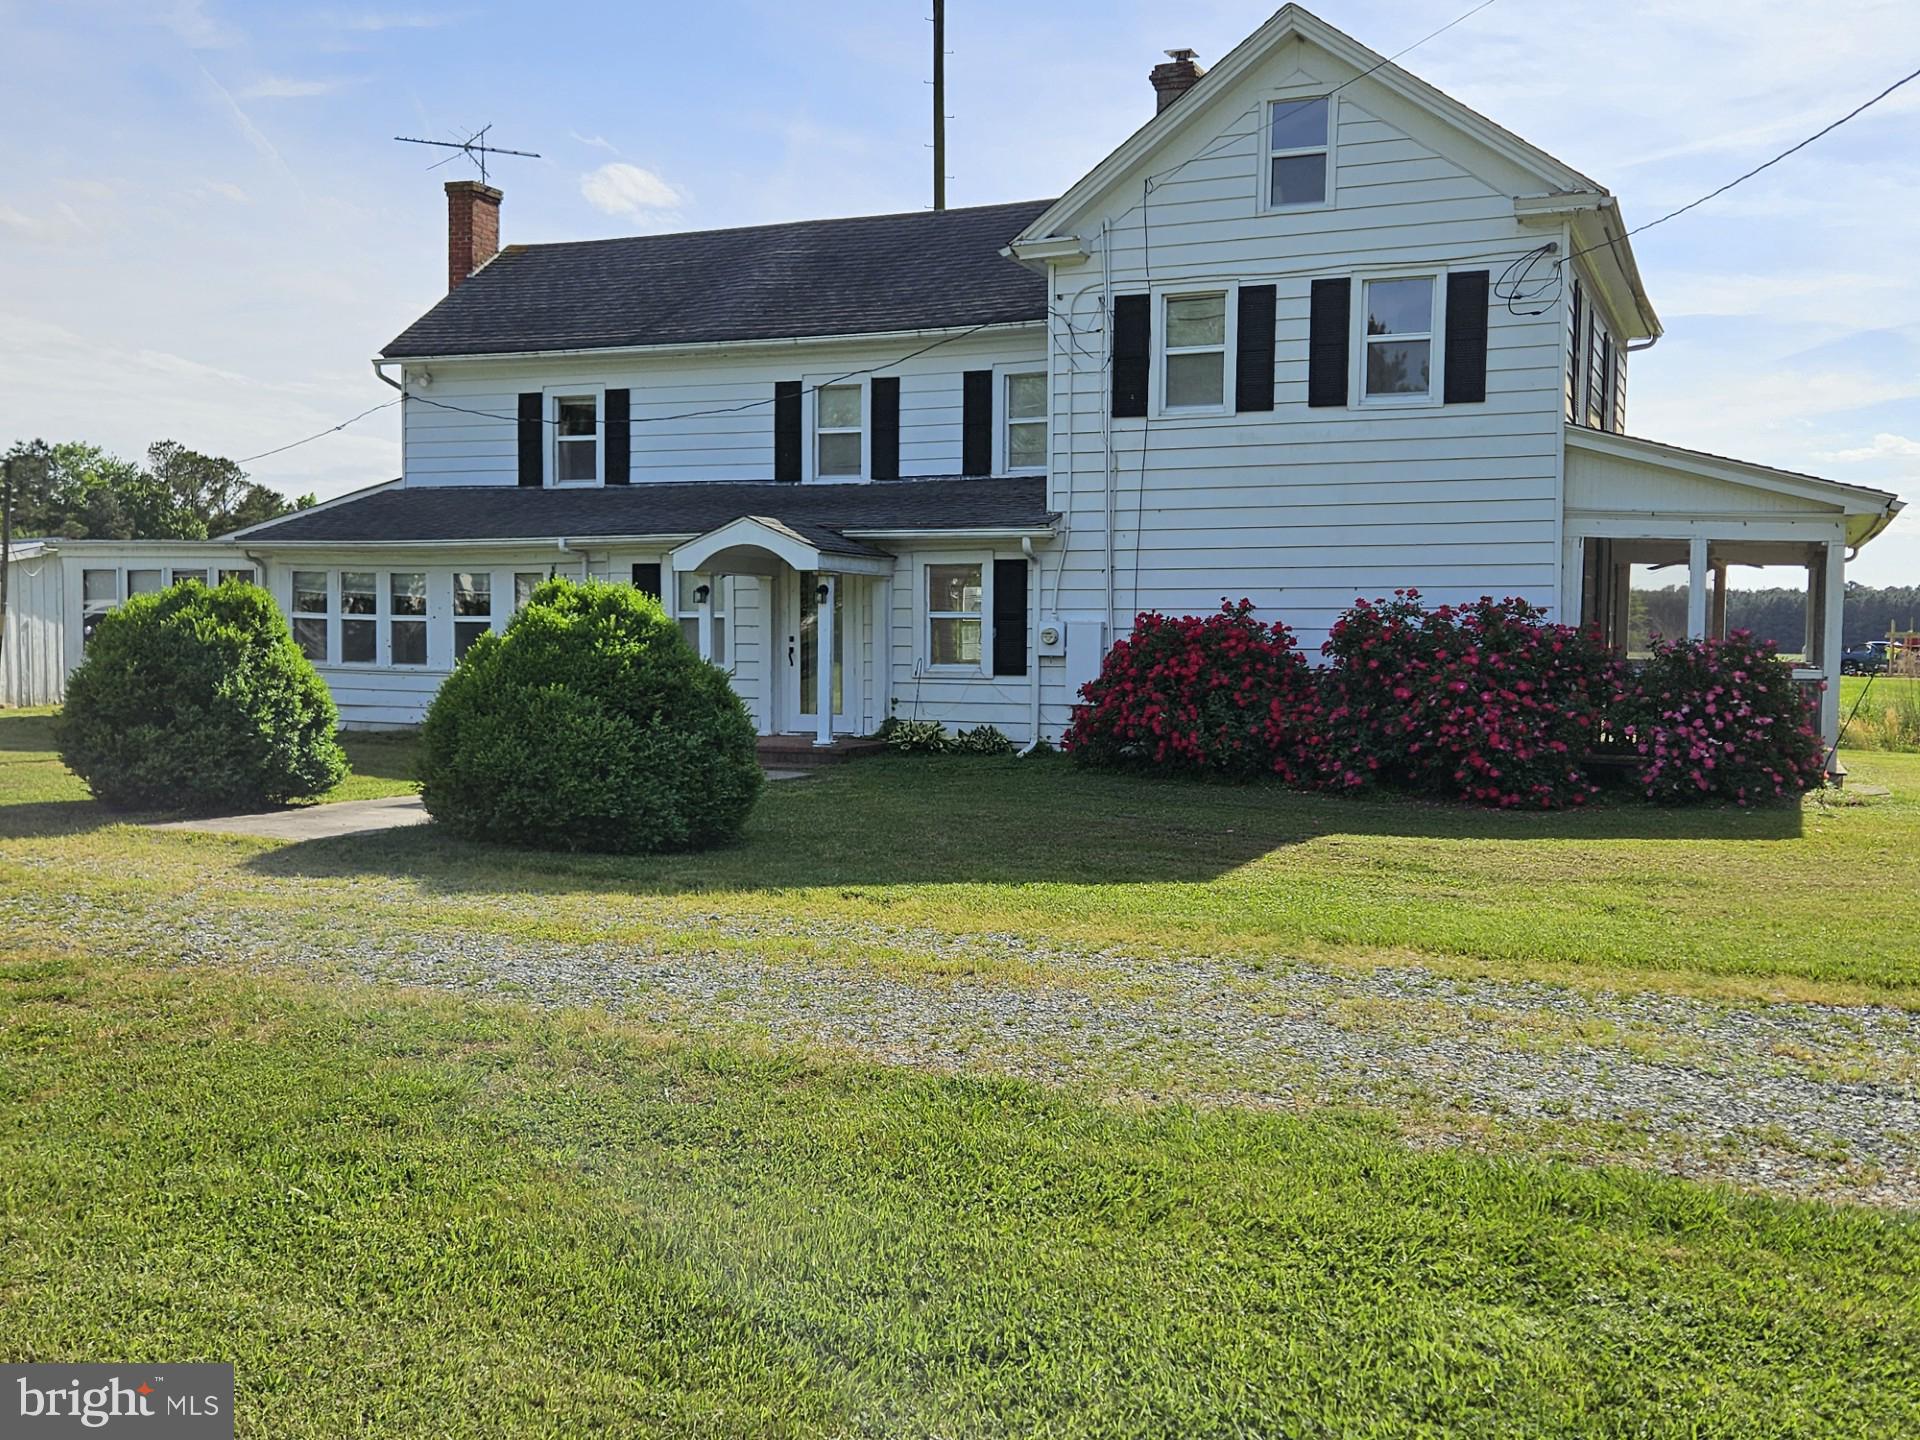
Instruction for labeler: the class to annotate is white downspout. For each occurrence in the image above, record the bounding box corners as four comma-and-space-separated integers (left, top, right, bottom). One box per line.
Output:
1019, 535, 1044, 753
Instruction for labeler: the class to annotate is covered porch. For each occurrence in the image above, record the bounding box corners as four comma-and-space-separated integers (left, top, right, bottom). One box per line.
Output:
1562, 427, 1903, 773
670, 515, 896, 746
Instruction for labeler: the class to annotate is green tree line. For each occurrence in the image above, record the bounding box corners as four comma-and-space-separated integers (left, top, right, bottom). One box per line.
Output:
1631, 583, 1920, 651
3, 438, 312, 541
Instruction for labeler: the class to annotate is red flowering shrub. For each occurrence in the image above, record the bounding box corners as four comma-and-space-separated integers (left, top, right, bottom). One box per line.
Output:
1320, 591, 1621, 808
1612, 632, 1825, 804
1065, 600, 1325, 780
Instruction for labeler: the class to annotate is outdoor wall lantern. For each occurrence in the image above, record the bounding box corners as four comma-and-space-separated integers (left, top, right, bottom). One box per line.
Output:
816, 582, 831, 604
694, 584, 711, 604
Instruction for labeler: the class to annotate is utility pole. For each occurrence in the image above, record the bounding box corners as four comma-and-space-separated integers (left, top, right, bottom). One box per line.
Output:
932, 0, 946, 210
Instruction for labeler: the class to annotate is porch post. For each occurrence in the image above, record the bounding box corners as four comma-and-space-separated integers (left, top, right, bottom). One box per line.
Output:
1709, 562, 1728, 640
815, 572, 835, 747
697, 572, 714, 657
1685, 536, 1709, 640
1821, 540, 1845, 776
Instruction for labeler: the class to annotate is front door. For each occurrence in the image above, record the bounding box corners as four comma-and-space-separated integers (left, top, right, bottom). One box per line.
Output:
780, 570, 855, 734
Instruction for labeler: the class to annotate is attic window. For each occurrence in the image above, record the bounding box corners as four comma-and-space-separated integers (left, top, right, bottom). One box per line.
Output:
1268, 96, 1330, 208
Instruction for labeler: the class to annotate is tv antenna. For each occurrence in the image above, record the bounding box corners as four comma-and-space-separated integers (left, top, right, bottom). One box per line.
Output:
393, 125, 540, 186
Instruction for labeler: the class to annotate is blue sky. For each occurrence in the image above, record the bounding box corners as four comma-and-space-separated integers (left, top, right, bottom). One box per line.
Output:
3, 0, 1917, 584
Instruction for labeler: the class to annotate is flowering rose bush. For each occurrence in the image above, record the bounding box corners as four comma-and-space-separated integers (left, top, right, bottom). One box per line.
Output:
1319, 591, 1621, 808
1065, 600, 1326, 780
1612, 631, 1825, 804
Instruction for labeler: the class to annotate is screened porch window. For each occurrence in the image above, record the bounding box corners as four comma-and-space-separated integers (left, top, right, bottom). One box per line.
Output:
453, 571, 493, 658
390, 572, 428, 666
291, 570, 329, 662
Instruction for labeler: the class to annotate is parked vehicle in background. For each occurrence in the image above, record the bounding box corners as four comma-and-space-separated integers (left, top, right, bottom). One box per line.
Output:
1843, 641, 1894, 675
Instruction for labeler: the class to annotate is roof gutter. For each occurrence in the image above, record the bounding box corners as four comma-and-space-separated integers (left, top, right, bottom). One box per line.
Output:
377, 318, 1046, 368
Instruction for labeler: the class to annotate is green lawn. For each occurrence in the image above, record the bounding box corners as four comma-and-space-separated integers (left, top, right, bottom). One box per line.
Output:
4, 951, 1915, 1438
4, 707, 1919, 1436
3, 708, 1918, 1002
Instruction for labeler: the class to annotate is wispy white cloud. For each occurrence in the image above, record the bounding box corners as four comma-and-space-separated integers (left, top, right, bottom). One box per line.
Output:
0, 202, 93, 245
160, 0, 239, 50
236, 74, 357, 101
330, 9, 465, 32
193, 61, 300, 189
1821, 432, 1920, 463
191, 179, 250, 204
570, 130, 619, 154
580, 162, 683, 218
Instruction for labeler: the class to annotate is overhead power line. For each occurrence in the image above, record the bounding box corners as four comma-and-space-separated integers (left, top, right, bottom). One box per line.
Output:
1568, 61, 1920, 267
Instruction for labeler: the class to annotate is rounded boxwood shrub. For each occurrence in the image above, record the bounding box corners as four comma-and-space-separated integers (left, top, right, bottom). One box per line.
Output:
57, 579, 347, 810
1612, 631, 1825, 804
417, 578, 762, 853
1065, 600, 1326, 781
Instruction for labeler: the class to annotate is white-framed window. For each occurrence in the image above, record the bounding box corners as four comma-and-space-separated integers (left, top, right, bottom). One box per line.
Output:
126, 568, 163, 596
81, 568, 118, 647
513, 571, 546, 610
1003, 370, 1047, 472
291, 570, 329, 662
340, 570, 378, 664
1358, 274, 1439, 404
675, 572, 729, 667
815, 383, 864, 478
390, 572, 428, 666
453, 571, 494, 659
1162, 292, 1230, 412
925, 561, 985, 671
218, 567, 255, 585
552, 392, 601, 485
1267, 95, 1331, 209
170, 568, 210, 587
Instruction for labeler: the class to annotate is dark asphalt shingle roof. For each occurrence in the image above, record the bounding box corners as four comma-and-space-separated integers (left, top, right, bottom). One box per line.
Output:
381, 199, 1055, 358
236, 477, 1054, 546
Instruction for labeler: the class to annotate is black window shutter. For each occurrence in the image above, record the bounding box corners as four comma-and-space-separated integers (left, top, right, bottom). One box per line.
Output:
604, 387, 630, 484
871, 376, 901, 480
1234, 284, 1277, 412
517, 392, 543, 486
631, 563, 662, 600
1443, 270, 1491, 404
1307, 279, 1350, 408
961, 370, 993, 476
992, 558, 1029, 677
1111, 295, 1150, 418
773, 381, 802, 482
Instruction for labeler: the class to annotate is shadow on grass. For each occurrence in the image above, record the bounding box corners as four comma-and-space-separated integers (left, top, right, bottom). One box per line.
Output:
241, 754, 1805, 896
0, 711, 59, 753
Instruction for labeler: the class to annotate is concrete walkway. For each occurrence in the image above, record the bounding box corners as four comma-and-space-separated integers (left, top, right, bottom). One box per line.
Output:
156, 794, 431, 840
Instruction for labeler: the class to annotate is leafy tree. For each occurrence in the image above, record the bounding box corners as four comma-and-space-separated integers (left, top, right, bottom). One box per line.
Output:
1, 437, 307, 539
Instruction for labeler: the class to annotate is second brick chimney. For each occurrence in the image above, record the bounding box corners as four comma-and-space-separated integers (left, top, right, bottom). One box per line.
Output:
1149, 48, 1205, 113
445, 179, 502, 292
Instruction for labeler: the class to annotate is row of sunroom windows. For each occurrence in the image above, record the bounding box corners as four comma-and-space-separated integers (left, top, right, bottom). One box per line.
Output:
288, 568, 728, 669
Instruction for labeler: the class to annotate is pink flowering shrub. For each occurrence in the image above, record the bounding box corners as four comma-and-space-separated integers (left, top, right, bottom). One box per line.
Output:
1613, 631, 1825, 804
1319, 591, 1621, 808
1064, 600, 1326, 780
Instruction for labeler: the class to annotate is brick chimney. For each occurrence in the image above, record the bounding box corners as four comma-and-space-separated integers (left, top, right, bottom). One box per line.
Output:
444, 179, 502, 292
1149, 48, 1205, 113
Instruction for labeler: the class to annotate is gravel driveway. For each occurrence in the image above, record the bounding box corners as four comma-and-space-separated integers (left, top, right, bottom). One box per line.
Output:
8, 892, 1917, 1208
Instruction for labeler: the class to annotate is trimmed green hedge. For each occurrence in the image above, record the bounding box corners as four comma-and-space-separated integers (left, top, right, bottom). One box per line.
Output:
417, 578, 762, 853
57, 580, 346, 810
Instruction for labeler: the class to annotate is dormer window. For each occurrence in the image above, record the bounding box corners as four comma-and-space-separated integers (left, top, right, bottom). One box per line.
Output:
816, 384, 863, 477
554, 395, 599, 484
1268, 96, 1330, 208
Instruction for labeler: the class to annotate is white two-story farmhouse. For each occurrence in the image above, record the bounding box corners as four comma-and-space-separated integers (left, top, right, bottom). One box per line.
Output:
9, 6, 1900, 764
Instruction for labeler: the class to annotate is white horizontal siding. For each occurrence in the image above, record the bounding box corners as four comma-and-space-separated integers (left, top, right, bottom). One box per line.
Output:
1034, 44, 1572, 736
402, 329, 1044, 487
